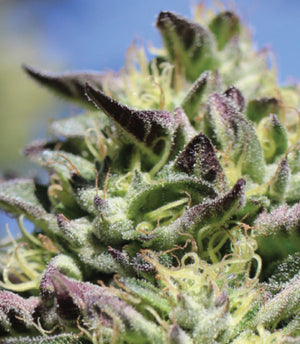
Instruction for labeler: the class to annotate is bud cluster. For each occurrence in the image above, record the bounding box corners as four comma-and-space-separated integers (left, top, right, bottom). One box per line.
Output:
0, 5, 299, 343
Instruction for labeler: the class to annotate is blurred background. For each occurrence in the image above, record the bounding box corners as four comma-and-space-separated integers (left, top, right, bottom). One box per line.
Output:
0, 0, 299, 238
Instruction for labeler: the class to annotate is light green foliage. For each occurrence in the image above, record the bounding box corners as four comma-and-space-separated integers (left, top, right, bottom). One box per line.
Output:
209, 11, 240, 50
0, 4, 300, 344
156, 11, 218, 81
207, 92, 266, 183
2, 334, 90, 343
257, 114, 289, 163
181, 71, 211, 120
268, 157, 290, 202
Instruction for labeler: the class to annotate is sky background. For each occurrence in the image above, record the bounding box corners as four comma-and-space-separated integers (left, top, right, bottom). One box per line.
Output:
0, 0, 299, 238
4, 0, 299, 81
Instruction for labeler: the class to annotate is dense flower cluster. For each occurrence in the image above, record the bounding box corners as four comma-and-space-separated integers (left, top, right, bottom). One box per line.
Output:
0, 5, 299, 343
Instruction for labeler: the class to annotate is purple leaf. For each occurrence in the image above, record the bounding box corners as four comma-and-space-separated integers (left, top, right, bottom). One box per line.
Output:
167, 324, 192, 343
108, 246, 130, 266
108, 247, 155, 274
0, 291, 39, 333
255, 203, 300, 235
50, 271, 84, 321
85, 84, 177, 157
175, 133, 227, 190
179, 178, 246, 232
223, 86, 245, 112
39, 269, 163, 341
23, 64, 105, 108
208, 93, 265, 183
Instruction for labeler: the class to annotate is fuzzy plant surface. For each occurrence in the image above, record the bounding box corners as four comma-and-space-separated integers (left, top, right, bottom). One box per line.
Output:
1, 4, 300, 344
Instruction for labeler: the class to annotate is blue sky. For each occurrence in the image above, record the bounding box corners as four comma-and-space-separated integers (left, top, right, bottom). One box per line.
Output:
0, 0, 299, 238
4, 0, 300, 82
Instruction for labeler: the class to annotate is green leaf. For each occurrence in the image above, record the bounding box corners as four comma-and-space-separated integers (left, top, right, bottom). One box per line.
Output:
177, 178, 246, 232
93, 196, 135, 245
120, 277, 172, 314
268, 253, 300, 287
209, 11, 240, 50
208, 93, 265, 183
46, 255, 83, 281
268, 158, 290, 202
167, 324, 193, 344
156, 11, 217, 81
127, 174, 217, 225
168, 108, 197, 161
257, 114, 288, 163
77, 245, 118, 274
288, 143, 300, 173
286, 172, 300, 203
25, 149, 96, 182
0, 179, 59, 236
146, 178, 246, 249
255, 203, 300, 272
173, 292, 229, 343
236, 195, 270, 223
49, 112, 105, 140
252, 277, 300, 331
283, 315, 300, 338
181, 71, 210, 120
56, 215, 93, 248
246, 97, 281, 123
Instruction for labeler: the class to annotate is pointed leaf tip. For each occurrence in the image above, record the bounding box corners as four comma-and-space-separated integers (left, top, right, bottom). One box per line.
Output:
23, 64, 72, 98
156, 11, 197, 50
209, 11, 240, 50
175, 132, 227, 189
209, 93, 265, 183
181, 71, 211, 120
85, 83, 177, 156
257, 113, 288, 163
50, 271, 84, 320
0, 291, 39, 333
150, 178, 246, 249
223, 85, 245, 112
23, 64, 104, 108
268, 157, 290, 202
156, 11, 217, 81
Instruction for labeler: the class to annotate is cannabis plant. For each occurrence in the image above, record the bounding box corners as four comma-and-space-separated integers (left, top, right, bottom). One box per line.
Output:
1, 4, 300, 343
